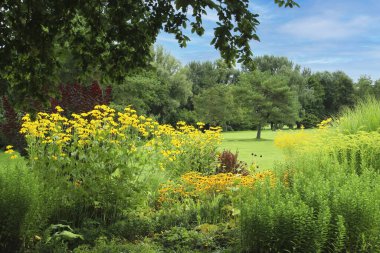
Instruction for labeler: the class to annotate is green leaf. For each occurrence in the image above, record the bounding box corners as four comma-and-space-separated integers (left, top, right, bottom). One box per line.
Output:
54, 231, 84, 241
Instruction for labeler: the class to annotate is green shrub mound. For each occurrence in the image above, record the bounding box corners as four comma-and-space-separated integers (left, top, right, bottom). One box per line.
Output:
0, 162, 44, 252
241, 156, 380, 252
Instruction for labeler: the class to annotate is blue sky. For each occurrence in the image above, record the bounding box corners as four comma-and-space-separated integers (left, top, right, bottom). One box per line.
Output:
156, 0, 380, 82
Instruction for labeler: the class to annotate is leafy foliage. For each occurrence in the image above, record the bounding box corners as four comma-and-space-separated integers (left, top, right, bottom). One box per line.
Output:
0, 1, 298, 102
216, 150, 248, 174
0, 96, 26, 153
51, 81, 112, 115
234, 70, 300, 138
0, 161, 44, 252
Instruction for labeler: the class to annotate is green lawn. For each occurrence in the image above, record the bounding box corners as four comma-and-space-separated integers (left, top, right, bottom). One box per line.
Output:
221, 129, 283, 170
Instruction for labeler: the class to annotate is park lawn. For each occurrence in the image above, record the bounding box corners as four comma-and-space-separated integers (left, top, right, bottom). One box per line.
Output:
221, 129, 283, 170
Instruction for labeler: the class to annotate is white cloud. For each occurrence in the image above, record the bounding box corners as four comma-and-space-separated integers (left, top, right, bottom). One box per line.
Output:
279, 15, 373, 40
298, 57, 348, 65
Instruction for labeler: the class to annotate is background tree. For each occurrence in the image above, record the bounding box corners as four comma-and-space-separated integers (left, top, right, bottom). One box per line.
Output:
112, 47, 192, 124
244, 55, 295, 74
193, 85, 235, 129
355, 75, 374, 100
234, 71, 300, 139
0, 0, 298, 105
373, 79, 380, 99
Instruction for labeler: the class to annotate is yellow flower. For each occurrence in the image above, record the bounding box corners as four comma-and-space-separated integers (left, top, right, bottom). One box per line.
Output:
10, 155, 17, 159
55, 106, 64, 113
6, 145, 13, 150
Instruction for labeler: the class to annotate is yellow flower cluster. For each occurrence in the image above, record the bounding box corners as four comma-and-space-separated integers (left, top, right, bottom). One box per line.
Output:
19, 105, 221, 167
4, 145, 18, 159
158, 171, 275, 203
317, 118, 333, 129
274, 130, 316, 150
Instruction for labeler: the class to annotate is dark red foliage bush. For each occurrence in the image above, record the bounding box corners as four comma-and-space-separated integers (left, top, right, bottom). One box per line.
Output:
217, 150, 248, 175
0, 81, 111, 153
51, 81, 112, 114
0, 96, 26, 153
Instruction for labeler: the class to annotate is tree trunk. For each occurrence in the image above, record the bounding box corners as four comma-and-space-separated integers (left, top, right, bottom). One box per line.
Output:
256, 124, 262, 139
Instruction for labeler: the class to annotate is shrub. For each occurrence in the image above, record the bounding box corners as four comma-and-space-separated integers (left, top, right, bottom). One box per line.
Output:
20, 105, 221, 226
0, 96, 26, 153
51, 81, 112, 116
336, 97, 380, 134
155, 226, 231, 252
217, 150, 248, 174
0, 159, 44, 252
73, 237, 162, 253
240, 156, 380, 252
299, 112, 320, 129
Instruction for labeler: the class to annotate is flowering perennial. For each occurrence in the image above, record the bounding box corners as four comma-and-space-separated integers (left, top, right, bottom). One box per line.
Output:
158, 171, 275, 204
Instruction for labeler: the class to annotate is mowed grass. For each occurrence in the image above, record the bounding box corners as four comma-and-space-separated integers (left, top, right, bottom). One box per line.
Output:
221, 129, 283, 170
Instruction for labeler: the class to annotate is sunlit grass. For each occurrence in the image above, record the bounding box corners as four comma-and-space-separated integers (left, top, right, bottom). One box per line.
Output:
221, 129, 317, 170
336, 97, 380, 134
220, 129, 283, 170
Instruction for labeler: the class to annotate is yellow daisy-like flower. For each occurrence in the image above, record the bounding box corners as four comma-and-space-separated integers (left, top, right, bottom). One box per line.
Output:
6, 145, 13, 150
55, 106, 64, 112
10, 155, 17, 159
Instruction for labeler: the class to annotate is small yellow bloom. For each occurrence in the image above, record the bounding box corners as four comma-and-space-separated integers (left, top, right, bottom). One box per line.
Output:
6, 145, 13, 150
10, 155, 17, 159
5, 149, 14, 154
55, 106, 64, 112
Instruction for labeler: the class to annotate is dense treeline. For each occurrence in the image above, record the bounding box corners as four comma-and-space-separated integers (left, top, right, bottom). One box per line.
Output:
1, 47, 380, 145
109, 48, 380, 133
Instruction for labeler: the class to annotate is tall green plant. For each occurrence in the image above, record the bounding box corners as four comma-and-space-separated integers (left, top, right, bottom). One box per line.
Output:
241, 156, 380, 252
0, 161, 45, 252
336, 97, 380, 134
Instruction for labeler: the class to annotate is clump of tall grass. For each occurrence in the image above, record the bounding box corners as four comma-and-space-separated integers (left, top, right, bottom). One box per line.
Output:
336, 97, 380, 134
248, 98, 380, 252
240, 154, 380, 252
0, 161, 45, 252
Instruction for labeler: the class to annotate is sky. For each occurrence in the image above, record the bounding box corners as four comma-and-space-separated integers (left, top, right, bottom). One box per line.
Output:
156, 0, 380, 82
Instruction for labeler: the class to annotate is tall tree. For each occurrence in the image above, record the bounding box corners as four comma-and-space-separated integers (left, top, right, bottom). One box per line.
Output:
235, 71, 300, 139
355, 75, 374, 100
193, 85, 235, 130
373, 79, 380, 99
0, 0, 298, 104
246, 55, 295, 74
112, 47, 192, 124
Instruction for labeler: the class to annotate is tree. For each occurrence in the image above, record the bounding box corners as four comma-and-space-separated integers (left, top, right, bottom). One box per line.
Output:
355, 75, 374, 100
235, 71, 300, 139
373, 79, 380, 99
310, 71, 355, 117
112, 47, 192, 124
244, 55, 295, 74
0, 0, 298, 104
185, 60, 240, 96
193, 85, 235, 130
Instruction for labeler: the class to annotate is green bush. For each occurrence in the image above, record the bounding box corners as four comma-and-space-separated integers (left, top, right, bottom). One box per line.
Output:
73, 237, 162, 253
336, 97, 380, 134
240, 153, 380, 252
0, 161, 44, 252
155, 225, 236, 252
300, 112, 320, 128
21, 105, 221, 228
109, 211, 156, 240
